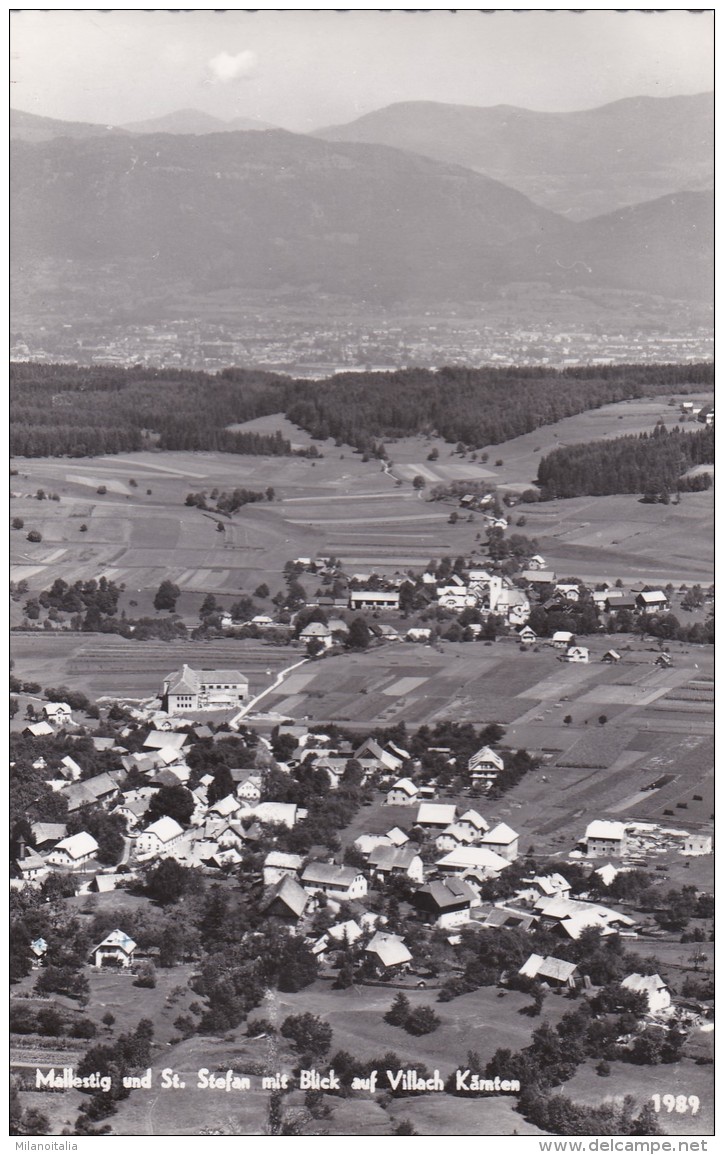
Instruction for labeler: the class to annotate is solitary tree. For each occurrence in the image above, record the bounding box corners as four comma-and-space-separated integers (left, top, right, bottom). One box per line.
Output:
153, 580, 181, 612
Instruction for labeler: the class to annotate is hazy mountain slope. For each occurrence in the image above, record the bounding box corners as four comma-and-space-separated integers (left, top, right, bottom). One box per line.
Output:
10, 108, 127, 142
315, 93, 713, 219
10, 129, 567, 304
121, 108, 276, 133
507, 190, 713, 301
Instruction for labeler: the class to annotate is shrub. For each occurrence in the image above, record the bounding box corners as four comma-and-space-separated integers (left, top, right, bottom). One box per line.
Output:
404, 1006, 441, 1036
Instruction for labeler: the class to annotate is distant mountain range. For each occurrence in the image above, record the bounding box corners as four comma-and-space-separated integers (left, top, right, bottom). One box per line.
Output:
10, 97, 713, 323
315, 93, 713, 219
121, 108, 275, 134
10, 106, 274, 142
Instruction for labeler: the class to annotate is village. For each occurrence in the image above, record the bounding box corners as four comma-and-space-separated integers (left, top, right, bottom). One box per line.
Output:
9, 444, 714, 1137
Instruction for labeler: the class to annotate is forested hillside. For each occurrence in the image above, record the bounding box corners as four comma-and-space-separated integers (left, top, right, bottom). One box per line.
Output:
536, 424, 714, 499
10, 360, 713, 459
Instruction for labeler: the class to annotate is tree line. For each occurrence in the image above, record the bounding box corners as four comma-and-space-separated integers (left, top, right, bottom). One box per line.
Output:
10, 360, 712, 459
536, 423, 714, 499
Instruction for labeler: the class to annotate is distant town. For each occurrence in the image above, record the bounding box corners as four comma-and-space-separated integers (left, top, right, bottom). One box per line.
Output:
10, 315, 714, 376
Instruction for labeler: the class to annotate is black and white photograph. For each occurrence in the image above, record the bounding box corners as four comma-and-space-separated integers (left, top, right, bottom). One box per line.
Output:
9, 8, 714, 1142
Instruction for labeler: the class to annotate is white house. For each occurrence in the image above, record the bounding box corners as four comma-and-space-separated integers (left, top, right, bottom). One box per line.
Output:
552, 630, 575, 648
406, 628, 432, 642
300, 622, 334, 649
435, 823, 476, 853
457, 809, 489, 839
621, 973, 672, 1015
467, 745, 504, 787
386, 778, 419, 806
563, 645, 589, 663
585, 820, 628, 858
301, 863, 368, 900
136, 816, 185, 858
46, 832, 99, 868
43, 702, 73, 722
482, 823, 519, 861
91, 929, 137, 969
681, 834, 712, 856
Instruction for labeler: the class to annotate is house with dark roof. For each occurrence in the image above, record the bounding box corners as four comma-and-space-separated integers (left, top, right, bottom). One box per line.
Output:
413, 878, 477, 928
259, 875, 309, 922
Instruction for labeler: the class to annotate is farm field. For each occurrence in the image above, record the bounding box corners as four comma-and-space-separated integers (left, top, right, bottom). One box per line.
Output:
9, 633, 297, 701
10, 391, 713, 621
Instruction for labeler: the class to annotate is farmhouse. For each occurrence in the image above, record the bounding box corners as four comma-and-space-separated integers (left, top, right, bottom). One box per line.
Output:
252, 802, 300, 829
24, 721, 54, 738
136, 816, 185, 858
15, 845, 50, 884
91, 929, 137, 969
416, 802, 457, 829
457, 809, 489, 838
520, 570, 556, 586
527, 555, 548, 570
300, 621, 334, 649
355, 739, 403, 774
365, 932, 412, 970
555, 583, 581, 602
602, 650, 621, 663
414, 879, 477, 928
386, 778, 419, 806
621, 973, 672, 1015
636, 591, 670, 612
435, 823, 476, 853
162, 664, 249, 713
349, 590, 400, 610
682, 833, 712, 856
516, 625, 537, 644
43, 702, 73, 722
534, 894, 635, 939
436, 846, 511, 879
482, 823, 519, 861
260, 875, 309, 922
467, 745, 504, 787
367, 845, 424, 883
301, 863, 368, 900
262, 851, 304, 887
552, 630, 575, 648
31, 822, 68, 850
519, 954, 580, 989
585, 820, 628, 858
46, 831, 99, 868
563, 645, 589, 663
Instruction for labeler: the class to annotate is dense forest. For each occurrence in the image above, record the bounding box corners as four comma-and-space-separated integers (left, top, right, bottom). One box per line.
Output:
10, 360, 713, 459
536, 423, 714, 499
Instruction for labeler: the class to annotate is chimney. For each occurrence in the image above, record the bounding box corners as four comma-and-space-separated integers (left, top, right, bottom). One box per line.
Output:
17, 835, 27, 861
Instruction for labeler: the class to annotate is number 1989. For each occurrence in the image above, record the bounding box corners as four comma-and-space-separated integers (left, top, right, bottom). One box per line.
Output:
651, 1094, 700, 1114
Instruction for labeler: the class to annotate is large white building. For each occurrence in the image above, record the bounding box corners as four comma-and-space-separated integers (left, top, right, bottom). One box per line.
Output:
162, 664, 249, 713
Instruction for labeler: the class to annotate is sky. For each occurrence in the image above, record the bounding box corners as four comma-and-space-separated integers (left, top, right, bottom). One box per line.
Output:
10, 9, 714, 132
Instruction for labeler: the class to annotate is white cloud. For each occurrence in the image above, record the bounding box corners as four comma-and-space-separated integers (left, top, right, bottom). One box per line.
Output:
205, 49, 257, 84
